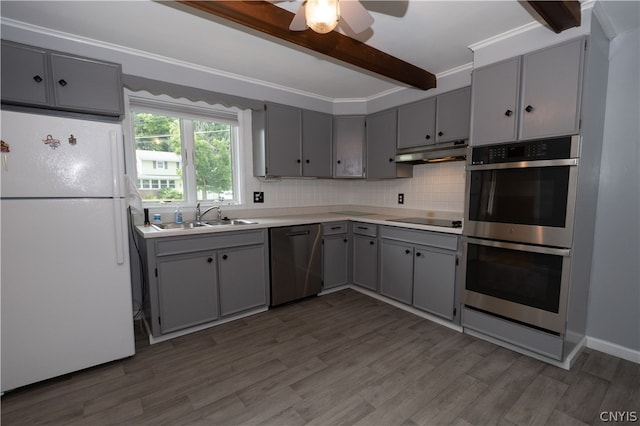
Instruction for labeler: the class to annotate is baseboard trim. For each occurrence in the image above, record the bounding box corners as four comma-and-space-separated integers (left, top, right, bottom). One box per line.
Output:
348, 285, 463, 333
586, 336, 640, 364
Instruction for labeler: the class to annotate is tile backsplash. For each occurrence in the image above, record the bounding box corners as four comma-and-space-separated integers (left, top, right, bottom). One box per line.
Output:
246, 161, 465, 214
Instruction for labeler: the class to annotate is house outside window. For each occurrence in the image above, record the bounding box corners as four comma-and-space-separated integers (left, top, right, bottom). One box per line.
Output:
127, 94, 241, 206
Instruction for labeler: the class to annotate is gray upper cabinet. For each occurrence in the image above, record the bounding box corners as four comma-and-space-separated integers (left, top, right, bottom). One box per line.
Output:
471, 38, 585, 145
366, 109, 412, 179
519, 38, 584, 141
397, 97, 436, 149
435, 86, 471, 143
333, 115, 365, 178
302, 109, 333, 177
1, 42, 49, 106
253, 104, 333, 178
470, 57, 521, 145
1, 40, 124, 118
49, 53, 124, 117
253, 102, 302, 177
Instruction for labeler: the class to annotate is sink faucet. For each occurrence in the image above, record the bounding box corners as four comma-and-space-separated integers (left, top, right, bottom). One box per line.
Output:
195, 203, 222, 223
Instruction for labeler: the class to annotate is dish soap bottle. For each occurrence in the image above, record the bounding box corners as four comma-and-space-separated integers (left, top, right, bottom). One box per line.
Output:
174, 204, 183, 224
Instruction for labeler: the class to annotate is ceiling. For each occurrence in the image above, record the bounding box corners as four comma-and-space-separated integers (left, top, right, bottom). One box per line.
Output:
0, 1, 636, 101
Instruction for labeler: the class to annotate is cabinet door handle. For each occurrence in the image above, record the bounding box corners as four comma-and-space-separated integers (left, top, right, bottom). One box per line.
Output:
369, 241, 375, 245
344, 238, 348, 243
525, 105, 534, 113
331, 226, 342, 230
306, 159, 310, 163
438, 131, 444, 137
425, 134, 431, 140
357, 226, 369, 230
388, 158, 394, 162
416, 252, 422, 257
405, 249, 411, 254
504, 109, 513, 117
58, 79, 68, 87
337, 160, 341, 164
222, 254, 228, 260
297, 159, 301, 163
33, 75, 43, 83
207, 257, 213, 263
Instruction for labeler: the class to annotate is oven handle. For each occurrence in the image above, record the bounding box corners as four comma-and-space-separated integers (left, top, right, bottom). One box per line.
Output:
465, 237, 571, 257
466, 158, 578, 171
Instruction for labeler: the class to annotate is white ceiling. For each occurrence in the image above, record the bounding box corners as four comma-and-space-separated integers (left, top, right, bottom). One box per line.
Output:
0, 1, 636, 101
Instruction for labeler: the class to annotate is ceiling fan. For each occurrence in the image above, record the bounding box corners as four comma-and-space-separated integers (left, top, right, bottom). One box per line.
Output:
287, 0, 374, 34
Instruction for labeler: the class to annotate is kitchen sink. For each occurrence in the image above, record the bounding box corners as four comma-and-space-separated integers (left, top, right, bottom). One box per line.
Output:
152, 219, 258, 231
204, 219, 258, 226
151, 221, 211, 230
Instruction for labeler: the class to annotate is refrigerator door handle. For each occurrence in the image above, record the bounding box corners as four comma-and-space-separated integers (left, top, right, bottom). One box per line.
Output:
109, 130, 122, 198
113, 198, 125, 265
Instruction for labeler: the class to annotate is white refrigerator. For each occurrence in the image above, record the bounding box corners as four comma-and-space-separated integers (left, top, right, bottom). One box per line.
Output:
1, 110, 135, 392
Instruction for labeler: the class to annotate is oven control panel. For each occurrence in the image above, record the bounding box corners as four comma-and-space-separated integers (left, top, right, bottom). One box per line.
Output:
471, 137, 573, 165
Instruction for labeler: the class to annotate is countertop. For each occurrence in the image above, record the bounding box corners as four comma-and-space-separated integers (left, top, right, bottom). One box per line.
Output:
136, 207, 463, 239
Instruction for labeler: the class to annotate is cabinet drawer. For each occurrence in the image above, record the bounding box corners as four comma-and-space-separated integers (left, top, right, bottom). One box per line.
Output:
155, 229, 265, 256
352, 222, 377, 237
380, 226, 458, 251
322, 221, 348, 235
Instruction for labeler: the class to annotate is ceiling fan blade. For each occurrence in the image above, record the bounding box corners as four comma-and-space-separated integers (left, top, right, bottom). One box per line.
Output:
339, 0, 374, 34
289, 4, 308, 31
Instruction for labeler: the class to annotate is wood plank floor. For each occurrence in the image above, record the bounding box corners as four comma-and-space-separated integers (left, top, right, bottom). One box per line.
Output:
2, 289, 638, 425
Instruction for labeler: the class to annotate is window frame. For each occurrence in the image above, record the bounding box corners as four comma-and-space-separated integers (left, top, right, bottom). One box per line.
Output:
124, 91, 244, 210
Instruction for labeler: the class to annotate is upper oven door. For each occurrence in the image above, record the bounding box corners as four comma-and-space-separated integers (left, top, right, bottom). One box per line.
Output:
464, 158, 578, 247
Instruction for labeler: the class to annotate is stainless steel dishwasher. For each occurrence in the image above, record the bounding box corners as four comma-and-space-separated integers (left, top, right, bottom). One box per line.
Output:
269, 224, 322, 306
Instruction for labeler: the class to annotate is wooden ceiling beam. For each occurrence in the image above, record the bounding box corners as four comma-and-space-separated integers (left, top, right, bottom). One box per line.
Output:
525, 1, 581, 34
177, 0, 436, 90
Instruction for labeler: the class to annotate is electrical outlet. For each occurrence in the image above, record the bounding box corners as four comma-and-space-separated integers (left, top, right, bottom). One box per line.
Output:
253, 191, 264, 203
398, 193, 404, 204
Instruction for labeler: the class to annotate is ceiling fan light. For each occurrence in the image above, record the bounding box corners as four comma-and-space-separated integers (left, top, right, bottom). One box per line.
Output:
305, 0, 340, 34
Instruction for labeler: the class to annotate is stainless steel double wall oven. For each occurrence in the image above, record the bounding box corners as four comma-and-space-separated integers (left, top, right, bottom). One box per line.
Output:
462, 135, 580, 334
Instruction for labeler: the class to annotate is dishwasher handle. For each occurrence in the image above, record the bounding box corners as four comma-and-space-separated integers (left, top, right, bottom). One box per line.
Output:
286, 230, 311, 237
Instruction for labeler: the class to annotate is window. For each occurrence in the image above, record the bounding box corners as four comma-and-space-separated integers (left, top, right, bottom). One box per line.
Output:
128, 95, 241, 206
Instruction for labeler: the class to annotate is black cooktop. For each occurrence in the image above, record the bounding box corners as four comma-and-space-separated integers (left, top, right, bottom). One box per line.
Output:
387, 217, 463, 228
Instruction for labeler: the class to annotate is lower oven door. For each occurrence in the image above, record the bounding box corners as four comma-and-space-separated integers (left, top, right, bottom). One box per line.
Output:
462, 237, 571, 334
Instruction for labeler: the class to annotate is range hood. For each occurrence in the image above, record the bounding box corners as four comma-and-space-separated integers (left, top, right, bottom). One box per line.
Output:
395, 141, 468, 164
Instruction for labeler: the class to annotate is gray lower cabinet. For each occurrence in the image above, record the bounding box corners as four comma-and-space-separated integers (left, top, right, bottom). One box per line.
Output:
140, 229, 268, 337
322, 222, 350, 290
352, 223, 378, 291
157, 252, 219, 334
379, 226, 459, 321
1, 40, 124, 117
218, 245, 267, 316
379, 240, 414, 304
413, 245, 457, 320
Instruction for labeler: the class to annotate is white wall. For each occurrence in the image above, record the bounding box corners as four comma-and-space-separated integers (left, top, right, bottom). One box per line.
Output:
586, 27, 640, 358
